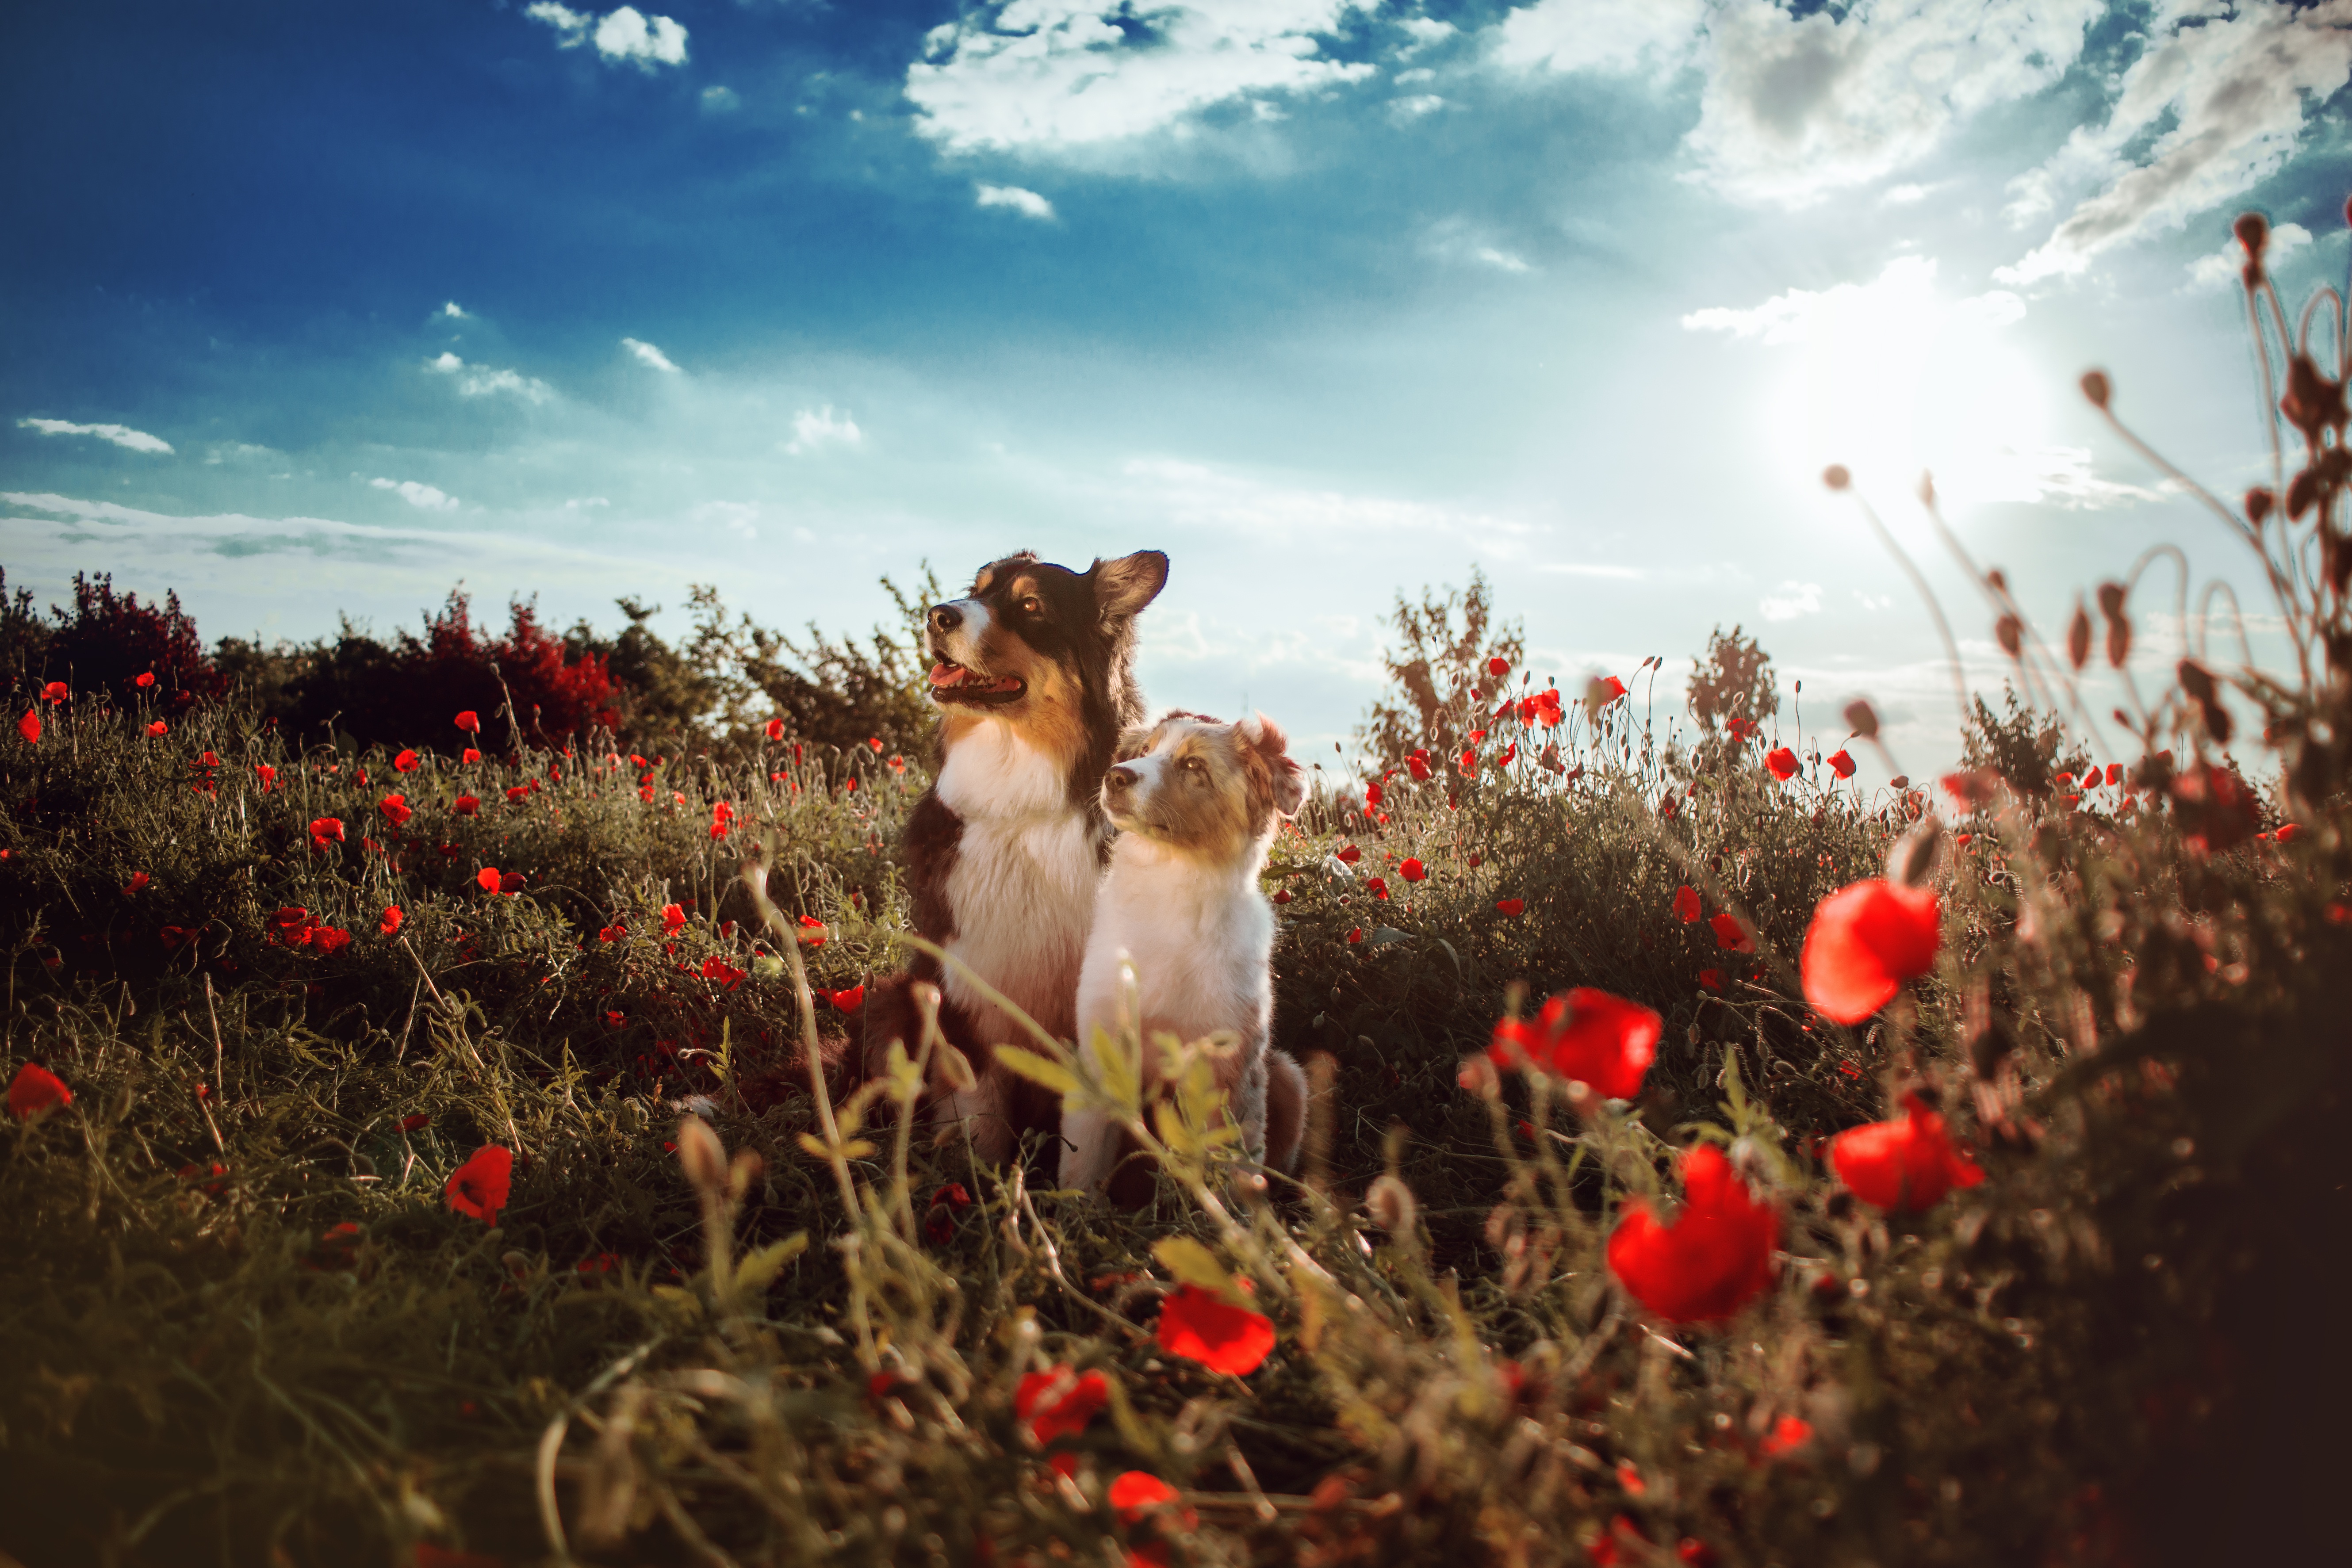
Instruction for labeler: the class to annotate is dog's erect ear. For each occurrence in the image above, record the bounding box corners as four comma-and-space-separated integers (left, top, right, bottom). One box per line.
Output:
1237, 711, 1307, 817
1090, 551, 1169, 621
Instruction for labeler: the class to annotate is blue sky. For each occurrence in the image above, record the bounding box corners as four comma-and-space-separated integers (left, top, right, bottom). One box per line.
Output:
6, 0, 2352, 777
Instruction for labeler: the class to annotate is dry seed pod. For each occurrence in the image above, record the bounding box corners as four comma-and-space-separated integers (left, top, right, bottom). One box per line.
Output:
2245, 487, 2275, 526
1366, 1174, 1419, 1239
2107, 615, 2132, 669
1844, 699, 1880, 740
2066, 598, 2092, 671
1823, 464, 1852, 491
675, 1114, 727, 1196
2176, 660, 2217, 703
1996, 615, 2023, 657
1885, 813, 1944, 888
2234, 211, 2269, 263
2096, 581, 2127, 619
2080, 369, 2111, 409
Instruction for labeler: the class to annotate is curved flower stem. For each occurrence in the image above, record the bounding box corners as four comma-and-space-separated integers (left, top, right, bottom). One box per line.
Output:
1842, 487, 1972, 731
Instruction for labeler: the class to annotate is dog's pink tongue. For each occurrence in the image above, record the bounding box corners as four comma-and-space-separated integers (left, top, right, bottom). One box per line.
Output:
929, 663, 965, 687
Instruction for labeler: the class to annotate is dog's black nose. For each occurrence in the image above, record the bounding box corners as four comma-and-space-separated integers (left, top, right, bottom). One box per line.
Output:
929, 604, 961, 633
1105, 765, 1138, 792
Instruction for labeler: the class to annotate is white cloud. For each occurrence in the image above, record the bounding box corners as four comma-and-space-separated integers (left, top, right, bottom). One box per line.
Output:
784, 406, 864, 455
18, 417, 173, 455
441, 300, 470, 319
1118, 456, 1534, 545
693, 501, 761, 540
204, 442, 283, 466
701, 84, 739, 113
905, 2, 1378, 154
976, 182, 1057, 220
1492, 0, 1703, 76
621, 336, 681, 373
527, 3, 688, 70
1684, 0, 2104, 208
1882, 183, 1932, 205
2002, 3, 2352, 284
1473, 245, 1531, 274
369, 477, 459, 511
564, 497, 611, 510
2185, 219, 2314, 290
1760, 581, 1823, 621
1399, 18, 1456, 57
424, 353, 554, 403
1389, 93, 1448, 120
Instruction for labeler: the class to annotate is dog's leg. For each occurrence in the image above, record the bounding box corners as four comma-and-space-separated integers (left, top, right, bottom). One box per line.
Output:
934, 1069, 1017, 1165
1262, 1048, 1307, 1174
1057, 1106, 1122, 1194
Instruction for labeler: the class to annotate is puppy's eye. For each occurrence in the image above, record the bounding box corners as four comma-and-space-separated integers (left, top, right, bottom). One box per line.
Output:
1182, 756, 1207, 777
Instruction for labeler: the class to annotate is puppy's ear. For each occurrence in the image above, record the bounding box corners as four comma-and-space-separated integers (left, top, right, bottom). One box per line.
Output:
1090, 551, 1169, 621
1237, 712, 1307, 817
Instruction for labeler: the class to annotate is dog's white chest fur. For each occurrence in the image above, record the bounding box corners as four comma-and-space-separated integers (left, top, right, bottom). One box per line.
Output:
937, 723, 1097, 1046
1077, 840, 1274, 1049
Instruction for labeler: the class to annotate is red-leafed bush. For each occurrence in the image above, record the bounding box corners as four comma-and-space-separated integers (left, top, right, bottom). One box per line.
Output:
39, 572, 227, 711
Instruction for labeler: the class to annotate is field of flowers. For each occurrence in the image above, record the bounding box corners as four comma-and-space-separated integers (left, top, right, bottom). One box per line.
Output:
4, 213, 2347, 1567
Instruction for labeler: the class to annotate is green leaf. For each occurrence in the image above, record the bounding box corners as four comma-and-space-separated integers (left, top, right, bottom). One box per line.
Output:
1151, 1236, 1237, 1299
1084, 1025, 1142, 1117
1366, 926, 1413, 947
734, 1233, 808, 1294
995, 1045, 1081, 1098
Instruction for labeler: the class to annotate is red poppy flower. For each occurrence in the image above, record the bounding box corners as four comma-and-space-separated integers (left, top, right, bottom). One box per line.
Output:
1365, 876, 1390, 900
461, 747, 481, 764
1487, 655, 1511, 677
1829, 1093, 1984, 1212
701, 955, 747, 989
16, 709, 39, 746
661, 903, 686, 937
1335, 845, 1361, 864
475, 867, 502, 892
146, 720, 169, 737
577, 1252, 621, 1275
503, 784, 532, 804
1109, 1470, 1185, 1524
1827, 749, 1856, 779
311, 926, 352, 956
798, 914, 827, 947
1672, 885, 1701, 923
452, 795, 480, 816
41, 681, 68, 704
1765, 746, 1799, 781
1016, 1366, 1110, 1446
1758, 1415, 1813, 1459
1398, 857, 1426, 883
1157, 1284, 1277, 1374
1485, 988, 1659, 1098
134, 671, 155, 688
1698, 968, 1723, 992
1605, 1143, 1779, 1324
1709, 912, 1754, 952
1495, 898, 1525, 916
123, 871, 149, 895
1799, 880, 1940, 1025
393, 749, 419, 773
764, 718, 785, 740
498, 871, 525, 895
1407, 754, 1432, 780
445, 1145, 513, 1222
829, 984, 866, 1012
309, 817, 345, 844
2169, 761, 2260, 855
8, 1062, 72, 1119
380, 906, 404, 936
159, 924, 190, 948
455, 711, 480, 734
1496, 742, 1517, 768
2105, 762, 2123, 786
396, 1113, 429, 1133
253, 763, 276, 790
379, 793, 413, 826
1592, 675, 1628, 705
2277, 822, 2302, 844
1346, 926, 1364, 943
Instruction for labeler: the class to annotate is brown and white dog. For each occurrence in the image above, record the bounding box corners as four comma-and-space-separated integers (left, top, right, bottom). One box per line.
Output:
853, 550, 1168, 1163
1058, 711, 1309, 1196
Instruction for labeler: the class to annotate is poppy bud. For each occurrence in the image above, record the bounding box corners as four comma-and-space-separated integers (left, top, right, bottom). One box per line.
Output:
1843, 700, 1878, 740
1366, 1174, 1418, 1239
2080, 370, 2111, 409
2233, 211, 2268, 262
1884, 815, 1943, 889
1822, 464, 1851, 491
674, 1115, 727, 1196
2176, 660, 2216, 704
1995, 615, 2022, 657
2096, 581, 2126, 620
2245, 487, 2274, 526
2065, 598, 2092, 671
2107, 615, 2131, 669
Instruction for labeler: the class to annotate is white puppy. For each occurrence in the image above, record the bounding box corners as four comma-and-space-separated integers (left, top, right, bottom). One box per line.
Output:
1060, 710, 1310, 1196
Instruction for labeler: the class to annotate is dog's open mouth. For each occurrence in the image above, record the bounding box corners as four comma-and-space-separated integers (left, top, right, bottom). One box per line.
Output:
928, 659, 1026, 706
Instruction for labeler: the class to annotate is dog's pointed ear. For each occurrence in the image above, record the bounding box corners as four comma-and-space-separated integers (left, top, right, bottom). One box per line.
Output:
1090, 551, 1168, 621
1238, 711, 1307, 818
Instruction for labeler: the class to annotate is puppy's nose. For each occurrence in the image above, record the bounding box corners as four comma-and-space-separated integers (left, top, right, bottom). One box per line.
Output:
1105, 765, 1138, 792
929, 604, 962, 633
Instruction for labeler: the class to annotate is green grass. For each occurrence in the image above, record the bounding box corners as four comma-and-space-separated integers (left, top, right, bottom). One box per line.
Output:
5, 630, 2344, 1568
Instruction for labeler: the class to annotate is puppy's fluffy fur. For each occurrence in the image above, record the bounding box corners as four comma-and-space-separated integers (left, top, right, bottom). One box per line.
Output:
853, 550, 1167, 1163
1059, 710, 1309, 1195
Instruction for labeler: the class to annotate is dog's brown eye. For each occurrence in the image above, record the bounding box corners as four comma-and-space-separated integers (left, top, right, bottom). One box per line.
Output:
1020, 595, 1043, 615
